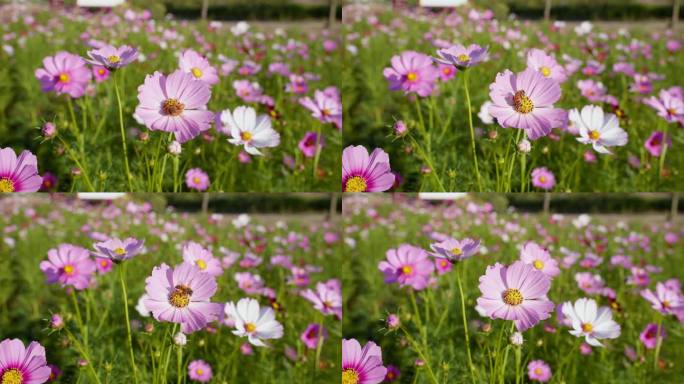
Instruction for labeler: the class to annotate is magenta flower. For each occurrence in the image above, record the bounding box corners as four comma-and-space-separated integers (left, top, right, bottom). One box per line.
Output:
519, 241, 559, 278
383, 51, 439, 97
641, 282, 683, 315
476, 261, 554, 331
640, 323, 665, 349
0, 338, 51, 384
92, 66, 110, 82
643, 89, 684, 124
342, 145, 394, 192
85, 44, 138, 69
435, 43, 488, 70
301, 281, 342, 318
40, 244, 96, 290
35, 51, 91, 98
526, 48, 567, 83
185, 168, 210, 191
429, 237, 480, 263
134, 70, 214, 143
531, 167, 555, 190
233, 80, 263, 103
0, 147, 43, 192
488, 68, 566, 140
298, 131, 324, 158
644, 131, 671, 157
93, 237, 144, 262
178, 49, 219, 85
342, 339, 387, 384
182, 241, 223, 277
143, 262, 223, 333
576, 79, 607, 103
378, 244, 434, 291
299, 89, 342, 129
188, 359, 212, 382
527, 360, 552, 382
300, 323, 328, 349
575, 272, 604, 295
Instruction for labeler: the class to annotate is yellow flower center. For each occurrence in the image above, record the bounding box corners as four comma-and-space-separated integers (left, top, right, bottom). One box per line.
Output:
342, 368, 360, 384
162, 99, 185, 117
245, 323, 257, 333
502, 288, 524, 306
441, 260, 449, 267
98, 69, 106, 75
533, 260, 544, 270
589, 130, 601, 141
196, 368, 204, 375
1, 368, 23, 384
107, 55, 121, 64
240, 131, 253, 142
406, 72, 418, 82
662, 300, 670, 309
540, 66, 551, 77
63, 265, 75, 275
100, 260, 108, 267
196, 259, 207, 270
582, 323, 593, 333
443, 67, 452, 75
58, 73, 70, 83
513, 90, 534, 114
451, 247, 463, 256
168, 284, 192, 308
457, 54, 471, 63
191, 67, 203, 78
114, 247, 126, 256
667, 108, 676, 116
534, 367, 543, 376
322, 108, 331, 116
344, 176, 367, 192
0, 178, 15, 193
401, 265, 413, 275
539, 176, 547, 183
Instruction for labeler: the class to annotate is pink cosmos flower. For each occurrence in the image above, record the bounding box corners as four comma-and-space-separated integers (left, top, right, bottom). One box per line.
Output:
378, 244, 434, 291
429, 237, 480, 263
570, 105, 628, 154
134, 70, 214, 143
234, 272, 265, 295
476, 261, 554, 331
178, 49, 219, 85
519, 241, 559, 278
643, 89, 684, 124
342, 145, 394, 192
436, 63, 456, 81
85, 44, 138, 69
434, 258, 453, 275
188, 359, 212, 382
92, 66, 110, 82
233, 80, 263, 103
40, 244, 96, 290
531, 167, 555, 190
185, 168, 210, 191
298, 131, 324, 158
383, 51, 439, 97
301, 281, 342, 318
575, 272, 604, 294
639, 323, 665, 349
95, 258, 113, 274
143, 262, 223, 334
341, 339, 387, 384
641, 282, 683, 315
182, 241, 223, 277
488, 68, 566, 140
92, 237, 144, 262
286, 74, 308, 94
434, 44, 488, 69
526, 48, 567, 83
527, 360, 552, 382
644, 131, 670, 157
300, 323, 328, 349
0, 338, 51, 384
299, 89, 342, 129
0, 147, 43, 192
35, 51, 91, 98
576, 79, 607, 103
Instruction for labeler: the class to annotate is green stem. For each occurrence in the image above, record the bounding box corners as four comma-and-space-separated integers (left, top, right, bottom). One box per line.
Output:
653, 316, 664, 371
313, 318, 324, 378
114, 73, 134, 191
463, 70, 483, 191
57, 134, 95, 191
400, 327, 440, 384
312, 123, 323, 180
658, 123, 670, 184
457, 265, 475, 383
119, 264, 139, 384
64, 327, 102, 384
177, 344, 183, 384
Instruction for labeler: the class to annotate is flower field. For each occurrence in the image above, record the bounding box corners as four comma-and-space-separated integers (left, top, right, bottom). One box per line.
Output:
342, 194, 684, 383
343, 5, 684, 192
0, 4, 341, 192
0, 195, 341, 382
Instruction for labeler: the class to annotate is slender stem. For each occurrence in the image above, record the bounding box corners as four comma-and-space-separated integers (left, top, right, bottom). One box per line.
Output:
312, 123, 323, 180
313, 318, 324, 378
114, 72, 134, 191
456, 265, 475, 383
57, 133, 95, 191
119, 264, 139, 383
177, 344, 183, 384
400, 327, 440, 384
658, 123, 670, 183
514, 344, 521, 384
653, 316, 664, 370
64, 327, 102, 384
70, 290, 87, 347
463, 70, 482, 191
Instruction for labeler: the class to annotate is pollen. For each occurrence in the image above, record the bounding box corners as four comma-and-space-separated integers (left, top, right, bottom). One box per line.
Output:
168, 284, 193, 308
533, 260, 544, 270
63, 265, 75, 275
534, 367, 543, 376
451, 248, 462, 256
162, 99, 185, 117
196, 368, 204, 376
513, 90, 534, 114
406, 72, 418, 82
192, 176, 201, 185
344, 176, 367, 192
457, 54, 471, 63
107, 55, 121, 64
582, 323, 593, 333
502, 288, 524, 306
342, 368, 360, 384
401, 265, 414, 275
58, 73, 70, 83
662, 300, 670, 309
588, 130, 601, 141
540, 66, 551, 77
240, 131, 253, 142
667, 108, 677, 116
539, 176, 547, 184
322, 108, 331, 116
191, 67, 203, 78
1, 368, 24, 384
196, 259, 207, 270
245, 323, 257, 333
98, 69, 106, 75
114, 247, 126, 256
0, 178, 15, 193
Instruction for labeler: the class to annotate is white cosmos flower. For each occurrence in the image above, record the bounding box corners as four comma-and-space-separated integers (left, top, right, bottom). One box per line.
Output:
136, 294, 150, 317
570, 105, 628, 154
225, 298, 283, 347
222, 106, 280, 156
479, 101, 494, 124
561, 298, 621, 347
